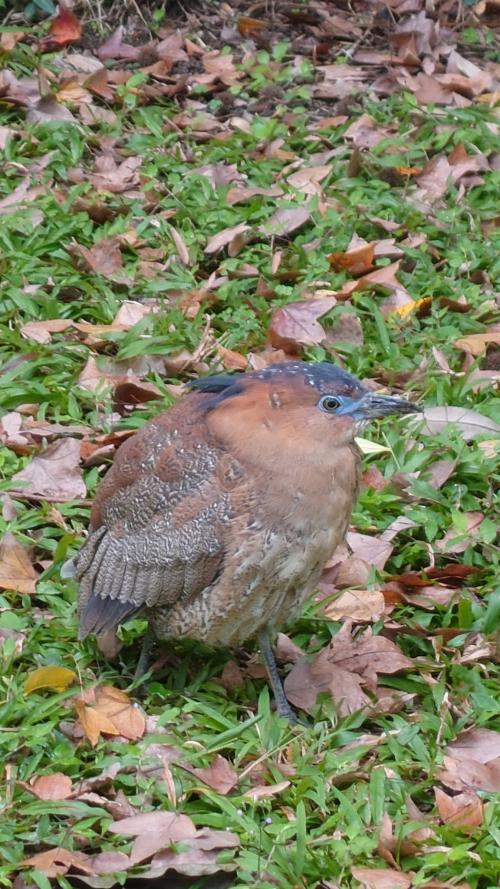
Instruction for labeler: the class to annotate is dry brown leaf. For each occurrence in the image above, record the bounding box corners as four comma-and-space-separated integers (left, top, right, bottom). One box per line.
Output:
169, 225, 190, 266
344, 114, 391, 149
329, 623, 412, 685
287, 165, 330, 195
226, 185, 283, 204
345, 531, 394, 571
447, 727, 500, 764
260, 205, 311, 237
205, 222, 250, 254
326, 313, 364, 348
417, 405, 500, 440
145, 827, 240, 878
268, 296, 336, 353
112, 301, 151, 328
424, 459, 458, 489
0, 532, 38, 594
200, 51, 241, 87
70, 237, 124, 279
434, 787, 483, 829
351, 865, 412, 889
90, 685, 145, 740
20, 318, 72, 344
454, 331, 500, 356
97, 26, 143, 61
243, 780, 290, 800
324, 589, 386, 623
439, 754, 500, 793
11, 438, 86, 502
219, 659, 244, 690
182, 754, 238, 795
329, 244, 375, 276
75, 701, 120, 747
285, 647, 370, 716
29, 772, 73, 800
108, 811, 197, 867
21, 847, 93, 878
88, 154, 142, 194
275, 632, 305, 663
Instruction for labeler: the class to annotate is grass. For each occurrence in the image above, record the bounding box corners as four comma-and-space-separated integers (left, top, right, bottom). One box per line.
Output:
0, 16, 499, 889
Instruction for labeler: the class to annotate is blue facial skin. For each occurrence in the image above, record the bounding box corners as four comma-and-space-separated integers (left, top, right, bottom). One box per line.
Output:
318, 392, 422, 420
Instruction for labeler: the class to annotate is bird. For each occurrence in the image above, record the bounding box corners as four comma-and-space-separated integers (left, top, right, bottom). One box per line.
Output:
69, 361, 421, 721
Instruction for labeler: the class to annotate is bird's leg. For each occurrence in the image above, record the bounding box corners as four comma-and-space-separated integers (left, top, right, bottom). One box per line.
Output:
133, 624, 157, 685
259, 628, 298, 724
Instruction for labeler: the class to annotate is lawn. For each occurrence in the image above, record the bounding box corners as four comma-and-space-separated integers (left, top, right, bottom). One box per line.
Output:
0, 2, 499, 888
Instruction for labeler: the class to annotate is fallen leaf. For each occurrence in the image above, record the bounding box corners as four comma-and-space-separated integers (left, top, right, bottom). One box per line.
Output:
25, 665, 76, 693
284, 619, 390, 717
11, 438, 86, 502
205, 222, 250, 254
0, 532, 38, 594
75, 701, 120, 747
182, 754, 238, 795
454, 331, 500, 356
447, 727, 500, 764
326, 313, 364, 347
329, 243, 375, 276
97, 26, 143, 61
219, 660, 244, 690
268, 296, 336, 353
145, 828, 239, 878
21, 847, 92, 878
127, 813, 198, 866
169, 225, 190, 265
346, 531, 393, 571
70, 237, 124, 279
434, 787, 483, 829
287, 165, 330, 195
112, 301, 151, 328
324, 589, 386, 623
39, 3, 81, 49
243, 780, 291, 799
77, 686, 145, 746
417, 406, 500, 440
27, 95, 77, 125
439, 753, 500, 793
260, 205, 311, 237
351, 865, 412, 889
20, 318, 72, 344
29, 773, 73, 800
424, 459, 457, 489
87, 154, 142, 194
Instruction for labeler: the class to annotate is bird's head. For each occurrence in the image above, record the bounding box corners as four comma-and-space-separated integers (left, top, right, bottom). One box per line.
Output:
191, 361, 421, 458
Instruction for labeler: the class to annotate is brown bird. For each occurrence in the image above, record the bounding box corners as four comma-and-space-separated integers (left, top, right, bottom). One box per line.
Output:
70, 361, 420, 720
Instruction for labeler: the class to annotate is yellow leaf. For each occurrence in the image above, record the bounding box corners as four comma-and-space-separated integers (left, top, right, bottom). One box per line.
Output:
391, 296, 432, 319
355, 437, 391, 455
25, 665, 76, 694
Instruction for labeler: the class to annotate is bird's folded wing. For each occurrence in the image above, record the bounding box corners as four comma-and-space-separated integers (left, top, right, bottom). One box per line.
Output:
76, 505, 226, 638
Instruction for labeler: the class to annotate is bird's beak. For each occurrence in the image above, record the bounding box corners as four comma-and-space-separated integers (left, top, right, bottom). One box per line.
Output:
337, 392, 422, 420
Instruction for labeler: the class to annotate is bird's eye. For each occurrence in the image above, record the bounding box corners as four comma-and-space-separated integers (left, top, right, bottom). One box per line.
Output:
318, 394, 342, 413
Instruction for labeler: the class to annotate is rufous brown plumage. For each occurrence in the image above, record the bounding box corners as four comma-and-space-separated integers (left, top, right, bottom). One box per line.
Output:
71, 361, 420, 719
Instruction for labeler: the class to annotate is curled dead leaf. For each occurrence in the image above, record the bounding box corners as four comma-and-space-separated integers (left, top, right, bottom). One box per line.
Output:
268, 296, 336, 353
0, 532, 38, 594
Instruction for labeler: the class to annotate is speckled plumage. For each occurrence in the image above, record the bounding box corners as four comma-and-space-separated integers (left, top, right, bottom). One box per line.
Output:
74, 361, 419, 712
